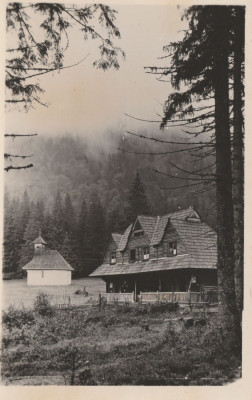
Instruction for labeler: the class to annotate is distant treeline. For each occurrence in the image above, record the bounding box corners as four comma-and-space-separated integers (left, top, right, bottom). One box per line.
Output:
4, 133, 216, 278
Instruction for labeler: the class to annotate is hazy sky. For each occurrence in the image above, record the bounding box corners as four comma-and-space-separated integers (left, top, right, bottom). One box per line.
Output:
5, 4, 186, 140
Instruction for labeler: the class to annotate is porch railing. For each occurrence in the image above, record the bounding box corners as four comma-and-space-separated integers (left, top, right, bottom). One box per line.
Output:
101, 292, 134, 303
140, 291, 190, 303
100, 287, 218, 305
140, 288, 218, 304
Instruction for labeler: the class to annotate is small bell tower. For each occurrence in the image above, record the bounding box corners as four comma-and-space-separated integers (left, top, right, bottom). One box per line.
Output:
32, 229, 47, 254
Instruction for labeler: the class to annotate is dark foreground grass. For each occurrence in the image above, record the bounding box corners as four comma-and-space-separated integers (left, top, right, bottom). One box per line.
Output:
1, 297, 241, 386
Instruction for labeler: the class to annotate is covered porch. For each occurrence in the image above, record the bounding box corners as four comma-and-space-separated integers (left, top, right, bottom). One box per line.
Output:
101, 269, 218, 304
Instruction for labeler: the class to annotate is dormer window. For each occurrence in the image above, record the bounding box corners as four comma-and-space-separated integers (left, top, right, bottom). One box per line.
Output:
133, 221, 144, 237
134, 229, 144, 237
110, 252, 116, 264
168, 241, 177, 256
143, 247, 150, 260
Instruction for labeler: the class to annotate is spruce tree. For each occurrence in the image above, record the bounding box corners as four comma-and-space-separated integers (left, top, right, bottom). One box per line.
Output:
3, 195, 22, 275
60, 233, 78, 272
63, 193, 75, 234
84, 195, 109, 275
127, 170, 152, 222
75, 200, 89, 277
50, 191, 66, 249
19, 201, 45, 268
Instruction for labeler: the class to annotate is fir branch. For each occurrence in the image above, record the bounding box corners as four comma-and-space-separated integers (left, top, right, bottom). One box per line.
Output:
5, 133, 37, 138
5, 164, 33, 172
4, 153, 33, 159
125, 130, 214, 146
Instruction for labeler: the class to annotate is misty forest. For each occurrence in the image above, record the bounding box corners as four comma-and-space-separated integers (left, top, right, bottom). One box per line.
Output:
2, 3, 245, 386
4, 131, 216, 279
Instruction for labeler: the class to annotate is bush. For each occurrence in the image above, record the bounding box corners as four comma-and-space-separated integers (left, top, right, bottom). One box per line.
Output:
34, 292, 54, 317
168, 357, 192, 374
2, 306, 35, 331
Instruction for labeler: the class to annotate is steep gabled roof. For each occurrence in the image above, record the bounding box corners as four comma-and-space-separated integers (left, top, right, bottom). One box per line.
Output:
168, 207, 200, 220
22, 249, 74, 271
150, 207, 200, 246
111, 233, 122, 247
90, 206, 217, 277
118, 224, 133, 251
151, 215, 170, 246
137, 215, 157, 241
32, 235, 47, 245
170, 218, 217, 266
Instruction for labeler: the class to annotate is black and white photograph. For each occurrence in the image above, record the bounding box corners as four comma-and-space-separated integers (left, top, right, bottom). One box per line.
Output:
1, 0, 250, 393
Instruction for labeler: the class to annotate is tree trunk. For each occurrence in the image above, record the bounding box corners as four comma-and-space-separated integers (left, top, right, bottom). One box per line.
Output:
213, 6, 241, 352
232, 6, 245, 319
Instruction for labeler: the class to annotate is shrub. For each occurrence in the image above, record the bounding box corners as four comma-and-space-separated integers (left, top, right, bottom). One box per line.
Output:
213, 358, 231, 370
34, 292, 54, 317
2, 306, 35, 331
168, 357, 192, 374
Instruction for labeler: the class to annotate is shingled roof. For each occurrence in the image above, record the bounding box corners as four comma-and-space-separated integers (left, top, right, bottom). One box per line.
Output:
112, 233, 122, 247
90, 206, 217, 277
150, 207, 200, 246
22, 249, 74, 271
90, 251, 216, 277
151, 215, 169, 246
137, 215, 157, 240
118, 223, 133, 251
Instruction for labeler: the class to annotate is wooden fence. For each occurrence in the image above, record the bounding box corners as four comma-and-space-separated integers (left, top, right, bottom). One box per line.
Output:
100, 292, 134, 303
53, 286, 218, 307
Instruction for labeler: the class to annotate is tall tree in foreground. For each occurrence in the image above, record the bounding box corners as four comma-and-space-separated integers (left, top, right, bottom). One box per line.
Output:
232, 7, 245, 315
145, 5, 244, 351
212, 7, 240, 343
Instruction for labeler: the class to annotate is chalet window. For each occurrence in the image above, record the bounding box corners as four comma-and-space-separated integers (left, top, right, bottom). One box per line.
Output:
110, 252, 116, 264
168, 241, 177, 256
130, 247, 142, 262
143, 247, 150, 260
130, 249, 136, 261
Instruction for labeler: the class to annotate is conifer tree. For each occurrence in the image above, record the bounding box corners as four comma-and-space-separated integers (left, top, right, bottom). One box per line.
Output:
75, 199, 89, 277
3, 195, 21, 275
127, 170, 152, 222
50, 191, 66, 249
60, 232, 78, 272
19, 201, 45, 268
84, 195, 109, 275
3, 216, 19, 274
146, 5, 243, 350
63, 193, 75, 234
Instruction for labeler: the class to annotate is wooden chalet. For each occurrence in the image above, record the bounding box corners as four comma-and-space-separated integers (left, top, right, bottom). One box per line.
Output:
90, 207, 218, 304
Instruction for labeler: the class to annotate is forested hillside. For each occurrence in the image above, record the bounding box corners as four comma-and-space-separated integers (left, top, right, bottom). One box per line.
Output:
4, 131, 216, 278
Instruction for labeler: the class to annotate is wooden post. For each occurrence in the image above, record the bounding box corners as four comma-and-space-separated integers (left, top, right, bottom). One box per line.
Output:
134, 279, 137, 302
98, 293, 101, 310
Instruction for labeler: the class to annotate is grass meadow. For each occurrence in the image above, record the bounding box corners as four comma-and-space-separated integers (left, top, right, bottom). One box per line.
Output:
1, 278, 105, 309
